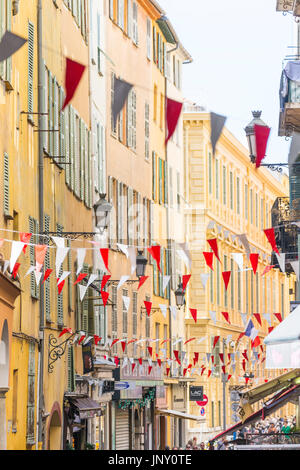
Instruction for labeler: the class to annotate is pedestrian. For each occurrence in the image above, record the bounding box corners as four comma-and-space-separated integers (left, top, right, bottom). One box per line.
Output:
192, 436, 197, 448
199, 442, 205, 450
217, 436, 228, 450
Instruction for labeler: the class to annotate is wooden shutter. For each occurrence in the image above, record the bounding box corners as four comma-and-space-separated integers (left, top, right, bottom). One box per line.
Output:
69, 107, 74, 190
53, 78, 59, 160
26, 342, 35, 445
152, 151, 156, 201
80, 119, 84, 200
127, 186, 134, 245
164, 160, 168, 205
67, 344, 75, 392
122, 288, 128, 335
59, 87, 65, 169
127, 89, 132, 148
145, 102, 149, 160
67, 239, 72, 314
57, 223, 64, 326
84, 126, 89, 206
0, 1, 5, 78
44, 214, 51, 322
74, 114, 79, 197
65, 95, 70, 186
132, 291, 137, 337
153, 26, 157, 64
132, 1, 138, 44
28, 22, 34, 118
127, 0, 132, 38
159, 158, 163, 204
81, 263, 89, 332
147, 18, 151, 59
29, 216, 36, 298
48, 70, 53, 155
3, 152, 9, 216
132, 90, 136, 150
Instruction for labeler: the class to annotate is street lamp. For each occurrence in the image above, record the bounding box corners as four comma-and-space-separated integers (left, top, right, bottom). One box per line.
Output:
136, 250, 148, 278
93, 194, 113, 234
244, 111, 269, 164
175, 283, 185, 308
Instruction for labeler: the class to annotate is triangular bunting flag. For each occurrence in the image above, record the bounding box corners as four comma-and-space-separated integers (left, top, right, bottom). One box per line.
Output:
254, 124, 271, 168
62, 57, 86, 110
159, 304, 167, 319
203, 252, 214, 270
112, 77, 133, 129
249, 253, 259, 275
42, 268, 52, 284
177, 242, 192, 271
162, 275, 171, 292
165, 97, 183, 144
9, 241, 25, 272
12, 262, 21, 279
76, 248, 86, 275
238, 234, 251, 258
0, 31, 27, 61
253, 313, 262, 327
210, 112, 227, 155
213, 336, 220, 349
144, 300, 152, 317
290, 261, 300, 280
200, 273, 210, 289
209, 311, 217, 325
275, 253, 286, 273
221, 311, 231, 324
55, 247, 69, 278
99, 248, 110, 272
264, 228, 279, 254
117, 243, 129, 258
122, 296, 130, 312
231, 253, 243, 271
182, 274, 191, 292
222, 271, 231, 290
20, 232, 32, 254
207, 238, 220, 262
138, 276, 149, 290
274, 313, 282, 323
170, 306, 177, 320
74, 273, 88, 285
190, 308, 197, 323
117, 275, 130, 290
101, 274, 111, 291
147, 245, 161, 272
261, 265, 275, 276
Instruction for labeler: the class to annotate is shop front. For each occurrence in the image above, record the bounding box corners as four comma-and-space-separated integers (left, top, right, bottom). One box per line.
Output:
171, 383, 188, 448
112, 361, 163, 450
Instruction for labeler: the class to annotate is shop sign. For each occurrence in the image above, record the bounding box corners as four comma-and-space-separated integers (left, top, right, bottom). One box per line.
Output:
79, 409, 101, 420
189, 386, 203, 402
82, 344, 94, 374
120, 386, 143, 400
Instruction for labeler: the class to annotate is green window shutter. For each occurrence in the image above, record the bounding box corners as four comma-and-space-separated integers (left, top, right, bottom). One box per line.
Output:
87, 267, 95, 335
127, 87, 132, 147
159, 158, 162, 204
67, 239, 72, 314
153, 26, 157, 64
67, 344, 75, 392
84, 125, 88, 206
3, 152, 9, 216
44, 214, 51, 322
70, 107, 74, 191
28, 22, 34, 118
81, 263, 89, 332
29, 217, 39, 299
65, 94, 70, 186
132, 90, 136, 150
152, 151, 156, 201
59, 87, 65, 169
166, 250, 170, 300
145, 102, 150, 160
164, 160, 168, 205
80, 119, 84, 201
159, 247, 164, 297
87, 129, 92, 208
57, 223, 64, 326
74, 115, 79, 197
26, 342, 35, 445
41, 61, 47, 152
53, 78, 59, 159
5, 0, 12, 84
48, 70, 53, 155
153, 258, 158, 295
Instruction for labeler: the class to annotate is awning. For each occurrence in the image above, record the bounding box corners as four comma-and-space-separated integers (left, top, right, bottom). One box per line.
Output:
69, 397, 102, 419
264, 305, 300, 368
210, 384, 300, 442
155, 409, 202, 421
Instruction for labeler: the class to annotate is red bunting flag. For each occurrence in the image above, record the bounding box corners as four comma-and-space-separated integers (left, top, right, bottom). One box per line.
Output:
245, 377, 250, 385
148, 366, 153, 375
213, 336, 220, 349
221, 366, 226, 375
114, 356, 119, 367
221, 311, 231, 324
253, 313, 262, 326
268, 327, 274, 334
62, 57, 86, 110
147, 346, 153, 357
228, 353, 232, 363
138, 276, 149, 290
207, 238, 221, 262
165, 97, 183, 144
138, 358, 143, 365
74, 272, 88, 285
101, 274, 111, 291
254, 124, 271, 169
182, 274, 191, 292
211, 355, 214, 363
144, 300, 152, 317
173, 350, 181, 365
222, 271, 231, 290
99, 248, 110, 272
94, 335, 101, 345
242, 350, 248, 361
242, 360, 246, 371
263, 228, 279, 254
227, 375, 232, 381
157, 359, 162, 367
42, 268, 53, 284
12, 262, 21, 278
237, 332, 245, 343
190, 308, 197, 323
147, 245, 161, 272
59, 328, 72, 338
121, 341, 126, 353
101, 290, 109, 307
203, 252, 214, 270
184, 337, 196, 345
131, 362, 136, 373
57, 280, 65, 295
249, 253, 259, 275
201, 367, 206, 376
208, 370, 212, 378
219, 353, 224, 363
262, 265, 275, 276
111, 338, 119, 348
251, 336, 261, 348
78, 335, 86, 345
166, 367, 170, 376
274, 313, 282, 323
20, 232, 32, 254
193, 352, 199, 365
127, 339, 137, 345
183, 368, 187, 376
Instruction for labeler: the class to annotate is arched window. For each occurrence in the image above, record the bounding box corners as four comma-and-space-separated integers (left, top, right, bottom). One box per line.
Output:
0, 320, 9, 388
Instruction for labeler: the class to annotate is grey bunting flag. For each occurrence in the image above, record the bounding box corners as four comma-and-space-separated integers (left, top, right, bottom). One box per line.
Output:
112, 77, 133, 128
0, 31, 27, 62
210, 112, 227, 155
239, 234, 251, 258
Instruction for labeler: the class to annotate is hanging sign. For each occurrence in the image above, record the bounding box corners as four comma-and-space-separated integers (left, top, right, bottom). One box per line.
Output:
189, 386, 203, 402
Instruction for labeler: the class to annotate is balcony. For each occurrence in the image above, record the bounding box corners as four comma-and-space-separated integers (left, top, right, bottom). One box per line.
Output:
271, 197, 299, 273
279, 74, 300, 136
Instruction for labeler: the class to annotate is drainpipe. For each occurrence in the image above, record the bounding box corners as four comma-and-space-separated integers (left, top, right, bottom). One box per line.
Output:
37, 0, 45, 450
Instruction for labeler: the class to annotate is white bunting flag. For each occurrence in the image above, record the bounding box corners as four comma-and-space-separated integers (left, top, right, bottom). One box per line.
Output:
9, 241, 25, 272
76, 248, 86, 275
290, 261, 300, 280
177, 243, 192, 271
148, 358, 153, 366
159, 304, 167, 319
224, 230, 230, 239
206, 353, 211, 363
200, 273, 210, 289
231, 253, 243, 271
117, 275, 130, 290
217, 225, 222, 234
275, 253, 286, 273
197, 336, 206, 344
83, 336, 93, 346
226, 335, 233, 346
79, 284, 88, 302
127, 246, 136, 274
207, 220, 215, 230
181, 351, 186, 362
172, 338, 183, 346
122, 296, 130, 312
250, 327, 258, 341
209, 311, 217, 324
57, 271, 71, 285
52, 236, 65, 248
71, 334, 79, 345
117, 243, 129, 258
263, 313, 272, 326
34, 270, 43, 286
3, 260, 9, 274
55, 247, 70, 277
170, 306, 177, 320
231, 364, 236, 373
87, 274, 98, 288
25, 266, 35, 277
162, 275, 171, 292
122, 357, 128, 368
241, 313, 248, 327
239, 234, 251, 258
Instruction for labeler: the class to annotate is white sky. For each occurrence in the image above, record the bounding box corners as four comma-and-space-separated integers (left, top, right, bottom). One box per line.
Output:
158, 0, 297, 164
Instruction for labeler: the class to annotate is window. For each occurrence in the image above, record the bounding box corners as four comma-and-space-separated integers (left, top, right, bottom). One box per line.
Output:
255, 193, 258, 227
160, 93, 164, 129
224, 255, 228, 307
230, 258, 234, 309
132, 1, 138, 44
223, 166, 226, 205
0, 0, 12, 84
210, 269, 214, 304
12, 369, 18, 431
3, 152, 9, 216
250, 188, 253, 224
216, 262, 220, 305
152, 151, 157, 201
145, 102, 150, 160
208, 152, 212, 194
111, 72, 117, 135
261, 198, 264, 229
236, 177, 240, 214
57, 223, 64, 326
159, 158, 163, 204
237, 270, 241, 311
95, 122, 105, 194
67, 344, 75, 392
230, 171, 233, 210
26, 342, 35, 445
97, 12, 102, 74
211, 336, 220, 377
44, 214, 51, 322
155, 323, 160, 356
109, 0, 114, 20
117, 0, 125, 30
133, 292, 137, 337
147, 18, 151, 59
245, 183, 248, 220
122, 289, 128, 335
153, 85, 157, 122
145, 295, 151, 338
256, 273, 259, 313
218, 401, 221, 427
111, 286, 118, 345
127, 88, 136, 150
29, 216, 39, 299
215, 160, 219, 199
28, 21, 34, 121
245, 270, 249, 314
251, 271, 254, 313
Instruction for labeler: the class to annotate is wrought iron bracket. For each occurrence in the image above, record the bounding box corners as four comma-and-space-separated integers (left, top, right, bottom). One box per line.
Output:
140, 307, 162, 316
48, 332, 76, 373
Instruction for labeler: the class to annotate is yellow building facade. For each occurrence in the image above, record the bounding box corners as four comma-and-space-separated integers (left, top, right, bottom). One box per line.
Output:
183, 109, 295, 442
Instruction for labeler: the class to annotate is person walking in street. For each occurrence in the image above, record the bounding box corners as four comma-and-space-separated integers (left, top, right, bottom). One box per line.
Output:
217, 436, 228, 450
